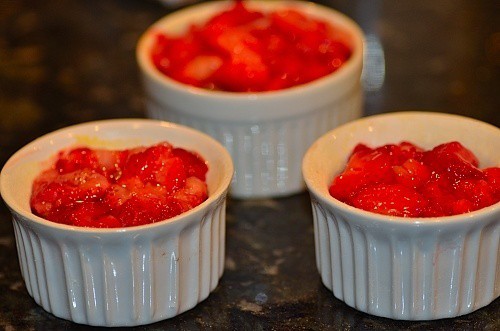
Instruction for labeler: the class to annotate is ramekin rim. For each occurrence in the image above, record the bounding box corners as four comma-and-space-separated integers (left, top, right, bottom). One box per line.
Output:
0, 118, 234, 234
135, 0, 365, 102
308, 185, 500, 227
302, 110, 500, 227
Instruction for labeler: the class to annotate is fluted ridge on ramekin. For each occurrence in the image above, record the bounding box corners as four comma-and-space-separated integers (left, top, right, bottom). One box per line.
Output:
11, 199, 226, 327
310, 198, 500, 320
146, 86, 362, 198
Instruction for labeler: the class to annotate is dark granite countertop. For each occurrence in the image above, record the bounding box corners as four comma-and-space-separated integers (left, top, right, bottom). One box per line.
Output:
0, 0, 498, 330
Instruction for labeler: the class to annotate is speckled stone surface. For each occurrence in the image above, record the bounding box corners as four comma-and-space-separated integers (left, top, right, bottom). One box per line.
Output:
0, 0, 498, 330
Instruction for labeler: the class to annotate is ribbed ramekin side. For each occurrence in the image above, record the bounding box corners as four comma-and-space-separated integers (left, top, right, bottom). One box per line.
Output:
311, 198, 500, 320
474, 222, 499, 309
312, 203, 371, 311
10, 197, 227, 327
13, 217, 95, 325
146, 87, 362, 198
311, 200, 334, 292
443, 222, 498, 317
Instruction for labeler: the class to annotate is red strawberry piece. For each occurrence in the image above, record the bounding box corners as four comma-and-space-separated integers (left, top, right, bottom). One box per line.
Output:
31, 181, 77, 220
345, 144, 399, 172
117, 196, 182, 227
200, 6, 263, 54
484, 167, 500, 200
350, 184, 427, 217
453, 179, 495, 211
299, 60, 332, 84
178, 55, 223, 87
260, 33, 288, 55
94, 215, 122, 228
209, 28, 269, 91
329, 172, 364, 202
451, 199, 474, 215
419, 175, 456, 217
422, 142, 483, 180
213, 55, 269, 92
265, 52, 302, 88
320, 40, 352, 70
67, 202, 106, 227
173, 177, 208, 212
64, 201, 122, 228
55, 147, 99, 174
117, 196, 161, 227
271, 9, 321, 39
395, 141, 425, 162
205, 1, 264, 29
330, 168, 395, 202
121, 143, 181, 187
329, 144, 398, 202
102, 177, 143, 211
392, 158, 431, 189
30, 170, 110, 219
172, 148, 208, 180
62, 170, 110, 201
349, 143, 372, 157
94, 149, 129, 181
157, 157, 187, 192
151, 34, 200, 76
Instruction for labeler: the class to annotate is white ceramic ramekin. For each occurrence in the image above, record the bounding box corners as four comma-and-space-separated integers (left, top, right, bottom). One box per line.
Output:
136, 0, 364, 199
0, 119, 234, 327
302, 111, 499, 320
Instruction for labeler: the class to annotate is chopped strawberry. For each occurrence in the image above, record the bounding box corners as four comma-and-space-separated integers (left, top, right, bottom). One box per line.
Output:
63, 170, 110, 200
151, 34, 201, 75
172, 148, 208, 180
484, 167, 500, 200
180, 55, 223, 87
453, 179, 495, 211
423, 142, 483, 180
300, 60, 332, 84
31, 181, 77, 219
150, 1, 351, 91
67, 202, 112, 228
420, 175, 456, 217
270, 9, 321, 39
344, 144, 399, 172
173, 177, 209, 212
329, 141, 498, 217
320, 40, 352, 67
394, 141, 425, 162
351, 184, 427, 217
204, 1, 263, 29
213, 55, 269, 92
55, 147, 98, 174
392, 158, 431, 189
94, 149, 129, 181
117, 196, 182, 227
329, 144, 399, 202
122, 143, 177, 185
30, 141, 209, 228
103, 176, 143, 211
31, 170, 109, 217
451, 199, 474, 215
350, 143, 372, 157
94, 215, 122, 228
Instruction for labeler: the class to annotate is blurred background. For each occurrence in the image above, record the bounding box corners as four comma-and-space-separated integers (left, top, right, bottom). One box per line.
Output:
0, 0, 498, 330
